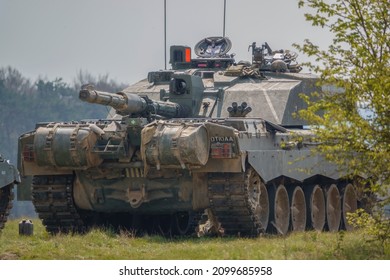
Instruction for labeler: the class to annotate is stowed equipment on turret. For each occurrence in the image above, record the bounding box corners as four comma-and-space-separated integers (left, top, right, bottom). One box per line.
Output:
248, 41, 302, 73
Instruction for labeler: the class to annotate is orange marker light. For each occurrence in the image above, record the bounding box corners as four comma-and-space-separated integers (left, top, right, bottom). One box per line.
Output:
185, 48, 191, 62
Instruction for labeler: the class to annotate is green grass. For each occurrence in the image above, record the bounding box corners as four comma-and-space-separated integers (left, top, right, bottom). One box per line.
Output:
0, 218, 389, 260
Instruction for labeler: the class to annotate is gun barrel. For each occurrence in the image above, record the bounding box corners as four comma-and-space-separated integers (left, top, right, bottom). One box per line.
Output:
79, 88, 188, 118
79, 89, 147, 115
80, 89, 125, 109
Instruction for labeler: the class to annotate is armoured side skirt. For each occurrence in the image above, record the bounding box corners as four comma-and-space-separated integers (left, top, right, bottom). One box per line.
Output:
247, 150, 344, 183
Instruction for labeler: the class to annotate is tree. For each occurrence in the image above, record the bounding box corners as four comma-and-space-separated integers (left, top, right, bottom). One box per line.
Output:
0, 66, 34, 96
73, 70, 128, 93
0, 67, 128, 218
0, 67, 36, 163
294, 0, 389, 198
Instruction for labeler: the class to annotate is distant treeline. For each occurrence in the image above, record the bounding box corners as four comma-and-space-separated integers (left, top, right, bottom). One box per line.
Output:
0, 66, 128, 164
0, 66, 129, 218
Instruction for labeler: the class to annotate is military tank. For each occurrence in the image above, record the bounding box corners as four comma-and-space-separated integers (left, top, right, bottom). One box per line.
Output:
0, 154, 20, 231
18, 36, 362, 236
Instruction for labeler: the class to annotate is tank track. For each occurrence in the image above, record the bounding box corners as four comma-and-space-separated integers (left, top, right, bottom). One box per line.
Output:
32, 175, 87, 234
186, 211, 204, 236
207, 168, 262, 237
134, 210, 203, 237
172, 210, 204, 236
0, 184, 13, 231
32, 175, 204, 236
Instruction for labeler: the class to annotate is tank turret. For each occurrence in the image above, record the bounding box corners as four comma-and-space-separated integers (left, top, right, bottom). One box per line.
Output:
18, 36, 364, 236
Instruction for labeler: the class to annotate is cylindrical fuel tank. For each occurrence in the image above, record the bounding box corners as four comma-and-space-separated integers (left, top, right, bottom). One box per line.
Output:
34, 124, 102, 169
142, 123, 209, 169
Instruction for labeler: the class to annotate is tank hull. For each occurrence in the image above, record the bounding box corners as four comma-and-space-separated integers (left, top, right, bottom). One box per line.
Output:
19, 117, 362, 236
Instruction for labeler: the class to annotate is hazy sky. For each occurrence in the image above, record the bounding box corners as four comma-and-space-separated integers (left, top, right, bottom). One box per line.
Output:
0, 0, 332, 85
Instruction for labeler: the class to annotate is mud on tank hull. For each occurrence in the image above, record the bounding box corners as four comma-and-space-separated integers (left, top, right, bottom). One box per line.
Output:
19, 117, 363, 236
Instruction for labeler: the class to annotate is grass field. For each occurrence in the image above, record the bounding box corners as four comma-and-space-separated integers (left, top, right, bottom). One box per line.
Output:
0, 218, 389, 260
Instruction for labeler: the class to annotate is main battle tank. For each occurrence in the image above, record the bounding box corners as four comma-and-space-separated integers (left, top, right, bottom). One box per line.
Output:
0, 154, 20, 231
18, 37, 362, 236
